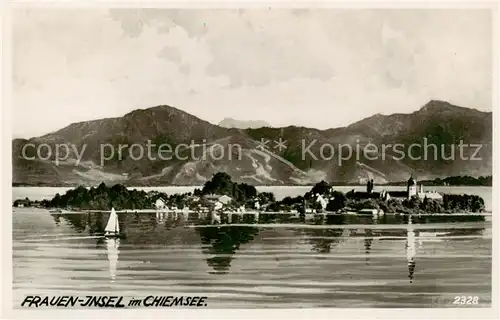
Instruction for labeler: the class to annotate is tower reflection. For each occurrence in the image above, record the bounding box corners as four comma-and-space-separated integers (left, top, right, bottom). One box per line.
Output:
364, 228, 373, 265
406, 216, 416, 283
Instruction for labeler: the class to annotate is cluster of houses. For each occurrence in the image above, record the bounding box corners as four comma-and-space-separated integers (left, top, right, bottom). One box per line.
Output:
13, 198, 44, 208
147, 174, 444, 218
153, 194, 255, 213
13, 199, 30, 208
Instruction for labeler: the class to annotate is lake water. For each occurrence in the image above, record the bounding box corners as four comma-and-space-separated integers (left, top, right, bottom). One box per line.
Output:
12, 186, 493, 308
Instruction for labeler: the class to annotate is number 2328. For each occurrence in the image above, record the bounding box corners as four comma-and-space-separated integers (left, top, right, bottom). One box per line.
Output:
453, 296, 479, 305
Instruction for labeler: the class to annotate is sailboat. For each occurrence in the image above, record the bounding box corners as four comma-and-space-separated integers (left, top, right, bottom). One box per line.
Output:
104, 208, 121, 238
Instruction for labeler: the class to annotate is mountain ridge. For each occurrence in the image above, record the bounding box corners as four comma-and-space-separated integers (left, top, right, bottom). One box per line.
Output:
12, 100, 492, 186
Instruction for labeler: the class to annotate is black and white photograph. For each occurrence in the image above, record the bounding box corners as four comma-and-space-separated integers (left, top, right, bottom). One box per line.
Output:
3, 2, 498, 318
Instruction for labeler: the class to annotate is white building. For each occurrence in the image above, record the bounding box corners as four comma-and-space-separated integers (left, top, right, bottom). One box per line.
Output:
407, 176, 443, 200
155, 198, 166, 210
417, 188, 443, 200
254, 201, 260, 210
214, 201, 223, 211
218, 195, 232, 205
211, 212, 221, 224
205, 194, 232, 205
316, 194, 328, 210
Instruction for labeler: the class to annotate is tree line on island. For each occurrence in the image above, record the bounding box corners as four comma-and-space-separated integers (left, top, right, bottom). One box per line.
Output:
385, 175, 492, 187
14, 172, 486, 214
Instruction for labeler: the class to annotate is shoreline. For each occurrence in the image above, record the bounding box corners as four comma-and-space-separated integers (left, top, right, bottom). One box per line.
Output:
12, 174, 490, 215
12, 206, 493, 216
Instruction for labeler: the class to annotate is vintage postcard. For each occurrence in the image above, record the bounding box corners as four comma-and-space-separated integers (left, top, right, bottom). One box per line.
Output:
1, 1, 499, 319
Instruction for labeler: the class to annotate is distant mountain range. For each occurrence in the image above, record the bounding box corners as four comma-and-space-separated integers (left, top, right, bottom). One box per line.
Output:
12, 100, 492, 186
218, 118, 271, 129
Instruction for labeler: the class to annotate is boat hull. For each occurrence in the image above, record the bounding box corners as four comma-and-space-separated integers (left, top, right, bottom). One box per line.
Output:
104, 233, 124, 239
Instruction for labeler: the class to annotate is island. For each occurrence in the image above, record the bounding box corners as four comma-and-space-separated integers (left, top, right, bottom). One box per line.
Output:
13, 172, 486, 215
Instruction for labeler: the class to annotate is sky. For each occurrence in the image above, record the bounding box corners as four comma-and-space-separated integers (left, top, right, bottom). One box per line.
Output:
12, 8, 493, 139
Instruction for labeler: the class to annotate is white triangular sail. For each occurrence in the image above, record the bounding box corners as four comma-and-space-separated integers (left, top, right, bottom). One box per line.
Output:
105, 208, 120, 234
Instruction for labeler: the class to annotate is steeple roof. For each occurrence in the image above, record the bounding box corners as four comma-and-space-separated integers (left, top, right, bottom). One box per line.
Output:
408, 175, 416, 186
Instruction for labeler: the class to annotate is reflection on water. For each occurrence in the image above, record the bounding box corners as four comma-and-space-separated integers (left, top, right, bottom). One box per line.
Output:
13, 209, 492, 308
51, 211, 489, 276
106, 238, 120, 281
406, 216, 416, 283
364, 229, 373, 265
308, 228, 346, 254
197, 226, 260, 274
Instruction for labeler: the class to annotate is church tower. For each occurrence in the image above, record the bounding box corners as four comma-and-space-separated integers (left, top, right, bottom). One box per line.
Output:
407, 175, 417, 199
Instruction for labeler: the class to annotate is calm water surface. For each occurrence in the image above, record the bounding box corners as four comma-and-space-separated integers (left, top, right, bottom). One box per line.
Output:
13, 206, 492, 308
